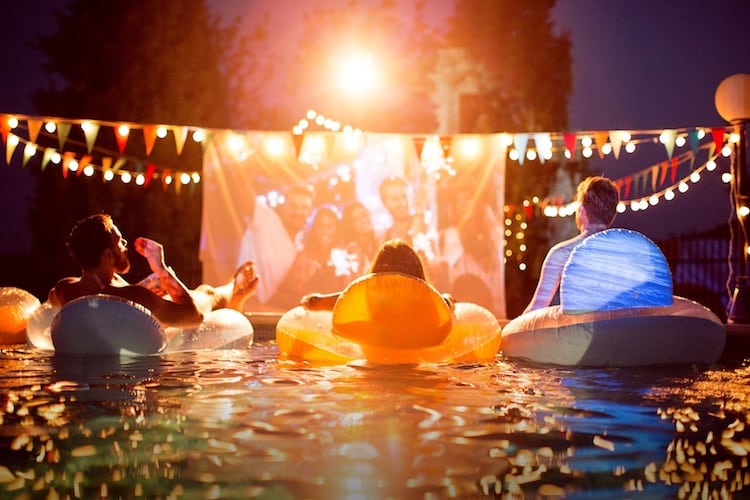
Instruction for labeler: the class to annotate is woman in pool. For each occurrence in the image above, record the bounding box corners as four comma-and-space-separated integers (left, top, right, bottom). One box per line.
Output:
300, 239, 454, 311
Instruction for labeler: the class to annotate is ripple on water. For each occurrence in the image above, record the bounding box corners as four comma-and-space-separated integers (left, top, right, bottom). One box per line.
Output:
0, 346, 749, 498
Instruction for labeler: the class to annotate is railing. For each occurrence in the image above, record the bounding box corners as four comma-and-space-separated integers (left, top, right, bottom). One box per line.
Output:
656, 226, 734, 323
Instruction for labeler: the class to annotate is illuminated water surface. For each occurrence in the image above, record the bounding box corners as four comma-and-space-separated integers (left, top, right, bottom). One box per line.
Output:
0, 342, 748, 498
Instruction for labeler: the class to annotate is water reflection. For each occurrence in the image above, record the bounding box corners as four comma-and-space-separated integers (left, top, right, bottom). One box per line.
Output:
0, 345, 748, 498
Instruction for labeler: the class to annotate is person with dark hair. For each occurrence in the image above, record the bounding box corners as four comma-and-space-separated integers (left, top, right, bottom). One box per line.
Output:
338, 201, 378, 274
524, 176, 620, 313
300, 239, 453, 311
378, 176, 431, 245
49, 214, 258, 327
236, 184, 315, 309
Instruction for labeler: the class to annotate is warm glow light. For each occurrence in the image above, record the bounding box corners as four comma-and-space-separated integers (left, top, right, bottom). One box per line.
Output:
50, 152, 61, 164
582, 146, 593, 158
664, 189, 675, 200
616, 202, 626, 213
739, 205, 750, 217
7, 116, 19, 128
135, 174, 145, 186
192, 128, 205, 142
191, 172, 201, 183
678, 181, 689, 193
117, 125, 129, 137
80, 121, 93, 134
526, 149, 537, 161
180, 172, 191, 184
83, 165, 95, 177
706, 159, 717, 171
121, 172, 132, 183
44, 122, 56, 133
625, 142, 636, 153
336, 50, 380, 95
103, 170, 114, 181
601, 143, 612, 155
156, 126, 168, 138
675, 135, 686, 147
68, 160, 79, 172
722, 172, 733, 183
581, 136, 592, 147
265, 136, 286, 157
649, 195, 659, 205
690, 171, 701, 183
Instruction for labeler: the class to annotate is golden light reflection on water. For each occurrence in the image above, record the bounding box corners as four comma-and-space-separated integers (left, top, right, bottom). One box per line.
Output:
0, 345, 749, 498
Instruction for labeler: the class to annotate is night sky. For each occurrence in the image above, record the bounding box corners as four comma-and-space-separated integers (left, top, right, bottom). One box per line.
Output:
1, 0, 749, 254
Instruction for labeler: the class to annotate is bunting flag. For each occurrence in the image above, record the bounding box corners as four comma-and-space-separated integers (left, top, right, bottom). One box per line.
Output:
162, 169, 171, 190
142, 124, 157, 156
533, 132, 551, 164
5, 134, 18, 164
688, 128, 701, 168
670, 157, 679, 183
101, 156, 112, 174
26, 119, 43, 143
711, 127, 726, 152
514, 133, 528, 165
609, 131, 624, 159
173, 126, 188, 156
439, 135, 452, 159
115, 126, 130, 155
0, 115, 10, 144
662, 129, 677, 159
57, 122, 71, 150
594, 131, 608, 159
412, 136, 426, 160
61, 151, 75, 178
291, 133, 304, 160
657, 161, 668, 186
77, 154, 93, 175
21, 143, 35, 167
651, 164, 660, 191
623, 176, 632, 198
563, 132, 577, 158
41, 147, 55, 171
111, 157, 127, 172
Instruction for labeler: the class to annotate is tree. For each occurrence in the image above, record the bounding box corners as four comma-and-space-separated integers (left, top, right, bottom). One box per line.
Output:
446, 0, 579, 315
25, 0, 267, 296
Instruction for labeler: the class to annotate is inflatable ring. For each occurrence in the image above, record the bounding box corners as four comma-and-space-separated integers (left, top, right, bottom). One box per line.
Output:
51, 294, 168, 355
277, 274, 501, 365
32, 295, 254, 354
332, 273, 453, 349
0, 287, 41, 345
501, 229, 726, 366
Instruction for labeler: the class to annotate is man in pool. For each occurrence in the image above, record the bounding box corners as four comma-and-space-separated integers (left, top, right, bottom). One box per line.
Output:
48, 213, 258, 327
299, 239, 454, 311
523, 176, 620, 313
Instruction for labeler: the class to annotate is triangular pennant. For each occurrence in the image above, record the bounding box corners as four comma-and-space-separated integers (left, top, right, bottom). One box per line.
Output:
514, 133, 528, 165
26, 119, 43, 143
594, 131, 608, 159
651, 165, 660, 191
563, 132, 577, 158
77, 154, 92, 175
173, 126, 189, 156
659, 161, 669, 186
670, 157, 679, 184
0, 115, 10, 144
101, 156, 112, 175
412, 136, 427, 160
41, 148, 55, 171
21, 143, 35, 167
144, 163, 157, 187
142, 125, 158, 156
609, 131, 624, 159
111, 157, 127, 172
624, 176, 632, 198
688, 128, 700, 168
81, 122, 100, 153
711, 127, 726, 153
439, 136, 452, 159
533, 132, 551, 164
5, 134, 18, 164
115, 125, 130, 155
291, 133, 304, 160
61, 151, 75, 179
661, 129, 677, 159
323, 133, 335, 160
57, 122, 71, 150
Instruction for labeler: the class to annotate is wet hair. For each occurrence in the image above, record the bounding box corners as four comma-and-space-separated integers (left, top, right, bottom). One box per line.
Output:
368, 239, 425, 280
577, 176, 619, 225
378, 176, 409, 202
68, 213, 117, 269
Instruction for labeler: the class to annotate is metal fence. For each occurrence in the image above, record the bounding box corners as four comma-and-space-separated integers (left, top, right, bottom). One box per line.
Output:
656, 226, 735, 323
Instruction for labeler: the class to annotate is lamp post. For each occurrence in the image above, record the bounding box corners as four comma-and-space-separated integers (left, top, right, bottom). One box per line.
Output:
715, 73, 750, 323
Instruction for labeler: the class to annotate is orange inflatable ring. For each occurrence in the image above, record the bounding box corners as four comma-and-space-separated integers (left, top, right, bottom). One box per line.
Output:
276, 273, 502, 365
0, 287, 41, 345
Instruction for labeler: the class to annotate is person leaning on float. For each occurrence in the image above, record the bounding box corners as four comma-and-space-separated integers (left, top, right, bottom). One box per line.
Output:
49, 213, 259, 327
523, 176, 619, 313
300, 239, 455, 313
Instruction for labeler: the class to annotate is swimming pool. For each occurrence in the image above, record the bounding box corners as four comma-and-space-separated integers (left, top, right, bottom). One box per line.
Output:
1, 341, 748, 499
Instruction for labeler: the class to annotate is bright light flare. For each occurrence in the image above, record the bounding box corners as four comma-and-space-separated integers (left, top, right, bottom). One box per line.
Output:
336, 51, 379, 95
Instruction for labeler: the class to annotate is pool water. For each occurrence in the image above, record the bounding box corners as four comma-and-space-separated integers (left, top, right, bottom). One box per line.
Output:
1, 342, 749, 499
